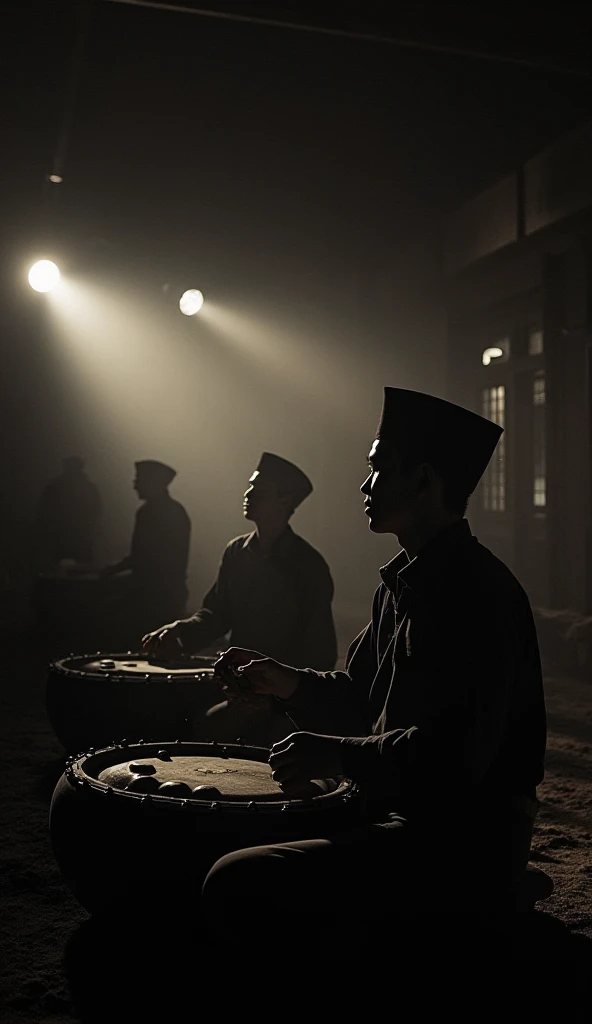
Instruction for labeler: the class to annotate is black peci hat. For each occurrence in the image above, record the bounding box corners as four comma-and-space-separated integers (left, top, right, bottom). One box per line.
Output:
134, 460, 177, 487
376, 388, 503, 495
250, 453, 313, 508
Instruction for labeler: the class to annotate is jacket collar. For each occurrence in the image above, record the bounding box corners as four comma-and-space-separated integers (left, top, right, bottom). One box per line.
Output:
242, 525, 296, 557
379, 518, 474, 596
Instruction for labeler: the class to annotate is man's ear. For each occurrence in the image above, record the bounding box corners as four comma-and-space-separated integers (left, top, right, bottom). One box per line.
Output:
415, 461, 438, 493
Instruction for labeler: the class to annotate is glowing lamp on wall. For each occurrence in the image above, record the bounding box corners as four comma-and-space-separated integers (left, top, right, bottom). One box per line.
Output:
482, 346, 504, 366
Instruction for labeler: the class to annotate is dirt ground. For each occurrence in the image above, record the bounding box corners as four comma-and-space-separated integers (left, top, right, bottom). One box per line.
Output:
1, 637, 591, 1020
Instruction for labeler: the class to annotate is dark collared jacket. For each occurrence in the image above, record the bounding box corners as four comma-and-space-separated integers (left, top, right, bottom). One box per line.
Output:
130, 494, 190, 604
285, 520, 546, 822
179, 526, 337, 670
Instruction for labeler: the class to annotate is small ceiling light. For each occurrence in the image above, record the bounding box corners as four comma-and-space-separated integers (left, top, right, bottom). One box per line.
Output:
48, 174, 63, 184
482, 346, 504, 366
28, 260, 60, 292
179, 289, 204, 316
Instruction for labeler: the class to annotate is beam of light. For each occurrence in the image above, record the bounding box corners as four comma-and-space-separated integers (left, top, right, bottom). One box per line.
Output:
482, 346, 504, 366
47, 280, 402, 456
45, 278, 294, 560
179, 289, 204, 316
197, 300, 368, 429
43, 276, 402, 601
28, 260, 61, 293
45, 277, 223, 457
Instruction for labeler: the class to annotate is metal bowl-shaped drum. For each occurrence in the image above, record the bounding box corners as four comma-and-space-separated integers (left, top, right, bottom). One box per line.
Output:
50, 741, 359, 917
47, 654, 221, 753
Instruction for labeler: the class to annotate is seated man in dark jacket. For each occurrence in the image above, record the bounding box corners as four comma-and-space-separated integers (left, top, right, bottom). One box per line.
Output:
143, 452, 337, 744
203, 388, 547, 948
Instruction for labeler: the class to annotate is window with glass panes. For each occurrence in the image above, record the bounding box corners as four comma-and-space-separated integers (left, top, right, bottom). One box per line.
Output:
482, 386, 506, 511
528, 328, 544, 356
533, 371, 546, 508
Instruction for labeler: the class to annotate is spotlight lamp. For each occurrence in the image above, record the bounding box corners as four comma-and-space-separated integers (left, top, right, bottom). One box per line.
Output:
28, 260, 60, 293
179, 289, 204, 316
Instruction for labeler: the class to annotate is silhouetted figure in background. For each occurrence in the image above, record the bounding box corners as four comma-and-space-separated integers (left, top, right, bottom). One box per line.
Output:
204, 389, 547, 953
35, 457, 101, 569
143, 452, 337, 743
103, 460, 190, 642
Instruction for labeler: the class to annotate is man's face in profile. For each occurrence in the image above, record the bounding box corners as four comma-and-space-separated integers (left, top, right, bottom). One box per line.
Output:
243, 475, 291, 522
360, 438, 419, 534
134, 474, 161, 501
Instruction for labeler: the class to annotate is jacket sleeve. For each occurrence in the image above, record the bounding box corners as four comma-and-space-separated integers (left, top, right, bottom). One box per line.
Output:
296, 558, 338, 670
129, 507, 143, 572
337, 587, 539, 810
278, 586, 385, 736
142, 504, 190, 584
166, 506, 190, 581
112, 508, 136, 573
176, 546, 233, 651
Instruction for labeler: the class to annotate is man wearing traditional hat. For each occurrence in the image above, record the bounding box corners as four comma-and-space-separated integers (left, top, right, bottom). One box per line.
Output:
202, 389, 547, 949
142, 452, 337, 743
143, 452, 336, 670
103, 460, 191, 639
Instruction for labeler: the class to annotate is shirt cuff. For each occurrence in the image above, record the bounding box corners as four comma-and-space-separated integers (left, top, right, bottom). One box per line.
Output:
338, 735, 383, 783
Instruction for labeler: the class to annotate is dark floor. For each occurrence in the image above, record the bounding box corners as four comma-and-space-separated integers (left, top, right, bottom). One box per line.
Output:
1, 634, 591, 1021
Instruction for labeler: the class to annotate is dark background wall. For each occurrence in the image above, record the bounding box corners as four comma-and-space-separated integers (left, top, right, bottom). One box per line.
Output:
1, 2, 590, 639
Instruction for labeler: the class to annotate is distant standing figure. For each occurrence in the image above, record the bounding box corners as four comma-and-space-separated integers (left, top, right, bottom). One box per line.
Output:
36, 456, 101, 568
103, 460, 191, 635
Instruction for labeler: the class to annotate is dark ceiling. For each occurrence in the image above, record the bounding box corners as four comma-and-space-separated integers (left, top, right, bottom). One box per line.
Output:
150, 2, 591, 75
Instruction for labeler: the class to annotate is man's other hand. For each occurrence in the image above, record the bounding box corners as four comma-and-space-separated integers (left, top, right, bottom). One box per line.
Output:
214, 649, 300, 701
142, 622, 184, 655
269, 732, 343, 792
